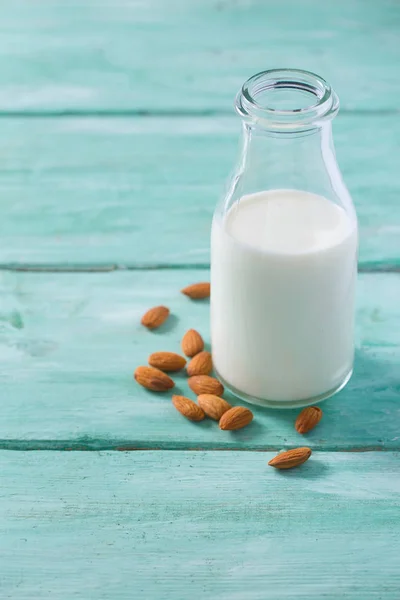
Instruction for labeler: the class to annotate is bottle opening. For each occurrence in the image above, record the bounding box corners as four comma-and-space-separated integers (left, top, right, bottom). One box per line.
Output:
236, 69, 339, 132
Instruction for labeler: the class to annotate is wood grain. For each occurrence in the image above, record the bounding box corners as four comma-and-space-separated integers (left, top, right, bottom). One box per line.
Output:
0, 114, 398, 267
0, 0, 398, 112
1, 450, 400, 599
0, 269, 398, 449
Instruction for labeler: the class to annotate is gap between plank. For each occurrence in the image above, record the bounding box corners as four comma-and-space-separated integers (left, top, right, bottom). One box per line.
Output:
0, 263, 399, 273
0, 440, 394, 452
0, 108, 397, 118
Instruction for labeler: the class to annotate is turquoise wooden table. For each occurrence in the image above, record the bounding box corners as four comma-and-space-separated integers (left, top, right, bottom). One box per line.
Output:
1, 1, 400, 598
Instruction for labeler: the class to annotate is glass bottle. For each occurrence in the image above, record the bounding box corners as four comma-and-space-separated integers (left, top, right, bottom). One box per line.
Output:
211, 69, 358, 409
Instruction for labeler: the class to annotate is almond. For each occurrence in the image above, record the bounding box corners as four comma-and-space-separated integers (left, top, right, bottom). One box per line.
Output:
148, 352, 186, 372
295, 406, 323, 434
268, 447, 312, 470
141, 305, 170, 329
198, 394, 231, 421
181, 282, 210, 299
188, 375, 224, 396
172, 395, 205, 422
219, 406, 253, 431
134, 366, 174, 392
181, 329, 204, 357
187, 351, 212, 376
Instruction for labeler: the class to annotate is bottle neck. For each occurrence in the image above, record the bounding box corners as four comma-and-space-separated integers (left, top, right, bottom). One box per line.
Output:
223, 119, 354, 222
220, 69, 355, 222
242, 121, 336, 189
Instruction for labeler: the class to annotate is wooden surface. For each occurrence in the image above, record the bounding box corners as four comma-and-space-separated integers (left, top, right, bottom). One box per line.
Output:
2, 451, 400, 600
0, 114, 398, 267
0, 0, 399, 113
1, 270, 399, 450
1, 0, 399, 598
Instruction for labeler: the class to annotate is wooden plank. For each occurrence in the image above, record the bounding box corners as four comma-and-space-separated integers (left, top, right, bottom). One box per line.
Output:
0, 114, 398, 267
0, 0, 399, 112
1, 450, 399, 599
0, 269, 399, 449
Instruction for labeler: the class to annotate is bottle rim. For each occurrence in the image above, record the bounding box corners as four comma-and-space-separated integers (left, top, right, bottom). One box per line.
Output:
236, 68, 339, 132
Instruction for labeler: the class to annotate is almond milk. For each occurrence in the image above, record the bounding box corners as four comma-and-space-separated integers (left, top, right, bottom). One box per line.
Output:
211, 189, 358, 407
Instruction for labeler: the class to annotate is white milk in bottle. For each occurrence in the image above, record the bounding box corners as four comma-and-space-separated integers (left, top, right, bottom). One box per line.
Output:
210, 69, 359, 407
211, 189, 358, 407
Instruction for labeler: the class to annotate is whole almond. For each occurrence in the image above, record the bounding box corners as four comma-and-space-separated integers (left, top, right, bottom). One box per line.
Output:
181, 282, 210, 299
198, 394, 231, 421
187, 351, 212, 376
181, 329, 204, 357
134, 366, 174, 392
219, 406, 253, 431
188, 375, 224, 396
172, 395, 205, 422
141, 305, 170, 329
268, 447, 312, 470
295, 406, 323, 434
148, 352, 186, 372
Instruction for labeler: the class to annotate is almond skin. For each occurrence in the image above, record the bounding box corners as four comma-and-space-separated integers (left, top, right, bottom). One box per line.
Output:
188, 375, 224, 397
219, 406, 253, 431
198, 394, 231, 421
181, 329, 204, 357
148, 352, 186, 372
134, 366, 174, 392
141, 305, 170, 329
295, 406, 323, 434
187, 351, 212, 376
268, 447, 312, 470
181, 282, 210, 299
172, 395, 205, 422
